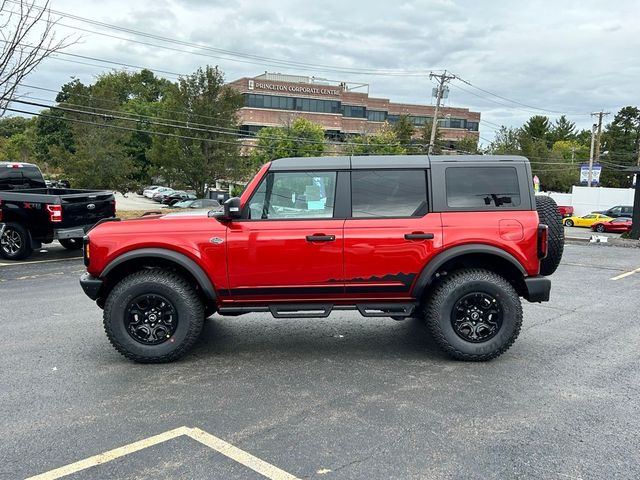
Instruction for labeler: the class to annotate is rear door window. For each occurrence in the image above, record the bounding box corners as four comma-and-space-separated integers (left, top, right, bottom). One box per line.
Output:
351, 170, 427, 217
445, 167, 521, 208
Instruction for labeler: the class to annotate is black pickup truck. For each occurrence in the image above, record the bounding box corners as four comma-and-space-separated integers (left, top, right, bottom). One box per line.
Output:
0, 162, 115, 260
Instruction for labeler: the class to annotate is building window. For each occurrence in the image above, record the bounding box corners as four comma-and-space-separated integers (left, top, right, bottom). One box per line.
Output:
351, 170, 428, 218
342, 105, 366, 118
239, 125, 265, 137
466, 121, 479, 131
387, 114, 400, 124
367, 110, 387, 122
244, 93, 340, 114
445, 167, 521, 208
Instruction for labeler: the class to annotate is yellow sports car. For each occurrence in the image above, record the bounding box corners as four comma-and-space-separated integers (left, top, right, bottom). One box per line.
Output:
563, 213, 613, 227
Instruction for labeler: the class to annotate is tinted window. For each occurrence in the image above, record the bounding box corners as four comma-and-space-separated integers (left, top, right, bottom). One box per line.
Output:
0, 166, 46, 190
445, 167, 521, 208
351, 170, 427, 218
613, 217, 630, 223
249, 171, 336, 220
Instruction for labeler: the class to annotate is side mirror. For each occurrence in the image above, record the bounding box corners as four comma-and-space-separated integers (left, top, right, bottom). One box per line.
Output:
210, 197, 242, 221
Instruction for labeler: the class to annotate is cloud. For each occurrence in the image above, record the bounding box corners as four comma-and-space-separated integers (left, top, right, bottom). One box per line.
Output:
11, 0, 639, 142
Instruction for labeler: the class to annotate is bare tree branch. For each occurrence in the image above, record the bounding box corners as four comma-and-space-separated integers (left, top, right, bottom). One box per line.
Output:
0, 0, 76, 116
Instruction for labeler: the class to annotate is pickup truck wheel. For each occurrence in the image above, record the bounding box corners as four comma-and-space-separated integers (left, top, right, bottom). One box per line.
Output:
103, 269, 204, 363
535, 196, 564, 275
59, 238, 83, 250
425, 269, 522, 361
0, 222, 33, 260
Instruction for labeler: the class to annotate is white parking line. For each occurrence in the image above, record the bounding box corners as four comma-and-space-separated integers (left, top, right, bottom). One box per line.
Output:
0, 257, 81, 267
610, 267, 640, 281
25, 426, 300, 480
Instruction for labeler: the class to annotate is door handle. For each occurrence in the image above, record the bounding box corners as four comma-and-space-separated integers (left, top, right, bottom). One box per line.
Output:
306, 234, 336, 242
404, 232, 434, 240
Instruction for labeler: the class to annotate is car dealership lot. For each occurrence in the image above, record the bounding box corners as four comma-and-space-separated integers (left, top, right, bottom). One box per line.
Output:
1, 244, 639, 479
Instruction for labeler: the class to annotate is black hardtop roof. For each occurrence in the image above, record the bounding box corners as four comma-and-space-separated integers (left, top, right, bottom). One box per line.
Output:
269, 155, 530, 171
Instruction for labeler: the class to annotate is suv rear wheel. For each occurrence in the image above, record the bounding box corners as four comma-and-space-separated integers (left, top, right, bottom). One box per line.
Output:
103, 269, 204, 363
425, 269, 522, 361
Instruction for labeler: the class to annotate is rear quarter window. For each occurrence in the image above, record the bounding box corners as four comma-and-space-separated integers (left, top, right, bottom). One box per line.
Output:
445, 167, 521, 208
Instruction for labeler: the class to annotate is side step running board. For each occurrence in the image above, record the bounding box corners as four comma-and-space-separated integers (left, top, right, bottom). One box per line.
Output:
269, 304, 333, 318
218, 303, 418, 319
356, 303, 417, 318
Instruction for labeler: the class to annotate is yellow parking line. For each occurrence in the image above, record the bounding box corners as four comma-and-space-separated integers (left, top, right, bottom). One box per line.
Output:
26, 427, 189, 480
26, 426, 300, 480
610, 267, 640, 281
186, 427, 300, 480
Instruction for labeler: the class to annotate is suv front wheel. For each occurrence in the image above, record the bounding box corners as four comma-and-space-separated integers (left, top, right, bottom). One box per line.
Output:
103, 269, 205, 363
425, 269, 522, 361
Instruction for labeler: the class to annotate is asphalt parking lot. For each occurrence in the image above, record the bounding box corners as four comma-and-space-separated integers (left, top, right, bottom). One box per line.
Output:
1, 243, 639, 479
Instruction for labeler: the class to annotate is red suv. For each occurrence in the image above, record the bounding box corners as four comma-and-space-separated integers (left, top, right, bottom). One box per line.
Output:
80, 155, 563, 363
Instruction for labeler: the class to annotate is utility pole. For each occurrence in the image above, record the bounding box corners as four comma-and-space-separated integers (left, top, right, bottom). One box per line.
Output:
428, 70, 456, 154
588, 111, 610, 186
588, 123, 597, 187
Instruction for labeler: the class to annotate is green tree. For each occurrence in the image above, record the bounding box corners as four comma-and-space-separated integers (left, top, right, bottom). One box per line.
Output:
0, 116, 30, 138
345, 126, 405, 155
147, 66, 244, 196
549, 115, 576, 143
601, 106, 640, 188
487, 126, 521, 154
455, 136, 480, 154
250, 117, 326, 166
522, 115, 550, 142
392, 115, 414, 148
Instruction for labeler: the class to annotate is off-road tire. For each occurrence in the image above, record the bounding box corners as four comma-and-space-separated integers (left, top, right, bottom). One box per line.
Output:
536, 196, 564, 275
59, 238, 83, 250
103, 269, 204, 363
425, 269, 522, 361
0, 222, 33, 260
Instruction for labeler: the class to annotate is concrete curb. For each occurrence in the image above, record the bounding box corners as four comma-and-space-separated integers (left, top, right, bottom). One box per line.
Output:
565, 236, 640, 248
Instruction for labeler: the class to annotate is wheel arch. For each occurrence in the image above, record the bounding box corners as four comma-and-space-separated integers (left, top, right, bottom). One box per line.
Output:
412, 244, 528, 299
98, 248, 217, 310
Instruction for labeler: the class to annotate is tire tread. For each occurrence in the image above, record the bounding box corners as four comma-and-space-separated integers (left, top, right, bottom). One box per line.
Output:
425, 268, 523, 361
103, 269, 204, 363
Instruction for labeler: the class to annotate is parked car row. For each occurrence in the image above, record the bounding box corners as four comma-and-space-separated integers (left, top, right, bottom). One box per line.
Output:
167, 199, 221, 210
562, 212, 633, 233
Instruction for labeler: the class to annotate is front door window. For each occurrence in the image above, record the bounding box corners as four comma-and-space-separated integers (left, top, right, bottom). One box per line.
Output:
248, 171, 336, 220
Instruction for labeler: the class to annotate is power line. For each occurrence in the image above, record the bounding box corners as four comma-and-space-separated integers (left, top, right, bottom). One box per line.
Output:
6, 0, 438, 78
454, 74, 591, 116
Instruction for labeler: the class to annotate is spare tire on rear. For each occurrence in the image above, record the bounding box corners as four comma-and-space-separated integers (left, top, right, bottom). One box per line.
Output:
535, 196, 564, 275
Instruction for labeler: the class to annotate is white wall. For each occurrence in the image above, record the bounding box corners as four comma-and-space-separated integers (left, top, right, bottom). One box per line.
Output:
569, 186, 635, 216
537, 187, 635, 216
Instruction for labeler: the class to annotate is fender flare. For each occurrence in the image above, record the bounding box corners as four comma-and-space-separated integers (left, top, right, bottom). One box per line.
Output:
412, 244, 527, 299
101, 248, 217, 302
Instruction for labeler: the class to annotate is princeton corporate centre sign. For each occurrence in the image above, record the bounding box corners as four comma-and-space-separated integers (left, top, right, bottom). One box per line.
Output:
248, 79, 340, 96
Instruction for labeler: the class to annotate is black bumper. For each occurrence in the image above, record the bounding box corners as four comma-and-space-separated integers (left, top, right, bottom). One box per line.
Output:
80, 272, 103, 300
523, 276, 551, 303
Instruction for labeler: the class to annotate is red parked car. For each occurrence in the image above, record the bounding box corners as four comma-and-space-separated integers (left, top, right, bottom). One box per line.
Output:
591, 217, 633, 233
558, 205, 573, 218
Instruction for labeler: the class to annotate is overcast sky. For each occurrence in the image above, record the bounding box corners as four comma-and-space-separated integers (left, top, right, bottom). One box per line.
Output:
14, 0, 640, 144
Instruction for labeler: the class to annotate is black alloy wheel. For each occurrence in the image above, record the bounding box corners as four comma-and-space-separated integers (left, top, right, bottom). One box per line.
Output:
125, 294, 179, 345
451, 293, 503, 343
